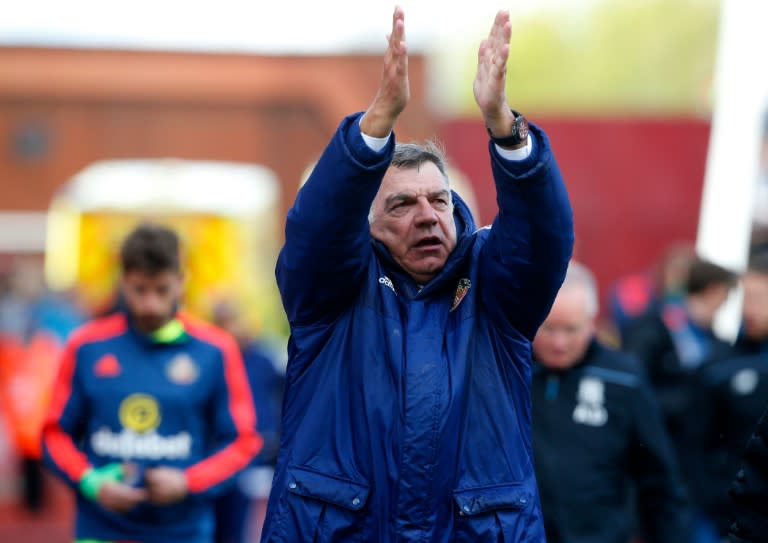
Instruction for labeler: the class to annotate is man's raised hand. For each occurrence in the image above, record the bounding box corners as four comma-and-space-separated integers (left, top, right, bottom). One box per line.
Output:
474, 10, 516, 138
360, 5, 410, 138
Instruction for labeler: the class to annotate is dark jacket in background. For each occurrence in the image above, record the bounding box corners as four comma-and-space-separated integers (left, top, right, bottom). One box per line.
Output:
240, 341, 284, 467
621, 305, 733, 508
691, 349, 768, 536
729, 402, 768, 543
621, 305, 732, 448
532, 340, 691, 543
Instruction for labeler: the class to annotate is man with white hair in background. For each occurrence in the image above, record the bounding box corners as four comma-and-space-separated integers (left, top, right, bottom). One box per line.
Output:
531, 261, 692, 543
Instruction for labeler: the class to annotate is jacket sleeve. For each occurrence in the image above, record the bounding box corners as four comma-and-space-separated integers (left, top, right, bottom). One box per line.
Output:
478, 125, 574, 340
276, 113, 394, 325
41, 339, 91, 490
628, 374, 693, 543
728, 403, 768, 543
184, 334, 263, 498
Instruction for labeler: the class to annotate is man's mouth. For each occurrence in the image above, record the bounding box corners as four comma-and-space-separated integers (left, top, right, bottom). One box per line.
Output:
414, 236, 442, 249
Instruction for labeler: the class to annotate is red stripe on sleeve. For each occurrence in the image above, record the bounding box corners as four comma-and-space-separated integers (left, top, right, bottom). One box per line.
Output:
180, 314, 263, 493
42, 314, 128, 483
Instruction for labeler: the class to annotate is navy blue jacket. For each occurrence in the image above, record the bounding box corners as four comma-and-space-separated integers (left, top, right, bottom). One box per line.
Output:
263, 113, 573, 542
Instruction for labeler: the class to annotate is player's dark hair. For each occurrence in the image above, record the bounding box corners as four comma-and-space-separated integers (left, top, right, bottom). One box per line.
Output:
685, 257, 737, 295
120, 223, 180, 275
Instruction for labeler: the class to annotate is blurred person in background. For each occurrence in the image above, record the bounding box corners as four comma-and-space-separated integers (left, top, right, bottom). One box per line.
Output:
41, 222, 261, 543
751, 111, 768, 229
723, 232, 768, 543
262, 6, 573, 542
608, 243, 696, 338
689, 247, 768, 541
211, 300, 284, 543
0, 258, 86, 513
621, 256, 738, 542
752, 225, 768, 256
532, 261, 691, 543
0, 258, 85, 344
0, 260, 33, 340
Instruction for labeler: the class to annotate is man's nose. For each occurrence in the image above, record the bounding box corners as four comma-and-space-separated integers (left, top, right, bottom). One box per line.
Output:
140, 294, 164, 313
548, 330, 569, 349
414, 198, 438, 225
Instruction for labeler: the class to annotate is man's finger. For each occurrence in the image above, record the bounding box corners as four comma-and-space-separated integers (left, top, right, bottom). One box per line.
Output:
125, 486, 149, 504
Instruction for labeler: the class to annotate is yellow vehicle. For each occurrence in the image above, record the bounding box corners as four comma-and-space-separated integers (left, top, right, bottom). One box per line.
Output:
44, 158, 286, 336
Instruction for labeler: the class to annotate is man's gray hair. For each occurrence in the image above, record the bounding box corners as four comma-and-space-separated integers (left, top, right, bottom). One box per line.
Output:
561, 260, 600, 317
390, 140, 450, 181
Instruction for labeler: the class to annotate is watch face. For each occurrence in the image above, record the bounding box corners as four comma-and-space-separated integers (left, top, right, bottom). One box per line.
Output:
516, 117, 529, 141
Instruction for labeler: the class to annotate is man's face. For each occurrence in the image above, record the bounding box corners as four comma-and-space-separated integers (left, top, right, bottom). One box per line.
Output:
742, 271, 768, 341
533, 285, 595, 370
697, 283, 733, 327
370, 162, 457, 284
121, 269, 183, 333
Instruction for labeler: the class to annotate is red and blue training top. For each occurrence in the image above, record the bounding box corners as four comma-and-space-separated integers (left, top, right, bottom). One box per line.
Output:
42, 311, 262, 543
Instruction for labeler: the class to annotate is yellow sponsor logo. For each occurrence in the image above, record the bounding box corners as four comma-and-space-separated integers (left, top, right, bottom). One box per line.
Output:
118, 394, 161, 433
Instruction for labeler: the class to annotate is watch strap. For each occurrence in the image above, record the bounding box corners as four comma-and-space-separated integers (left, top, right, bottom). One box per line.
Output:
487, 109, 528, 147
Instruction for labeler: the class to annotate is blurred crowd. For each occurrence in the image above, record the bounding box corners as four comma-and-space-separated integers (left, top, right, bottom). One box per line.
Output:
0, 257, 86, 512
594, 224, 768, 542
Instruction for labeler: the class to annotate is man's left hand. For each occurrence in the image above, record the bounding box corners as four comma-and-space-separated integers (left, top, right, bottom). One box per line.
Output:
474, 10, 516, 138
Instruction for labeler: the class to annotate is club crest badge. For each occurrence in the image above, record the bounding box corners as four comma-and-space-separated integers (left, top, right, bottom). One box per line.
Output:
166, 353, 199, 385
572, 377, 608, 427
731, 368, 759, 395
450, 278, 472, 312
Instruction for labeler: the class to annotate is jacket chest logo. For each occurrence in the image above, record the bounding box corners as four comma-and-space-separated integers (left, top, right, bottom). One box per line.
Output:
450, 278, 471, 312
731, 368, 759, 395
572, 377, 608, 427
94, 354, 121, 377
378, 276, 396, 295
166, 353, 199, 385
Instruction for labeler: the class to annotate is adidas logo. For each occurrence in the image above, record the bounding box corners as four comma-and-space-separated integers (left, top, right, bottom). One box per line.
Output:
94, 354, 121, 377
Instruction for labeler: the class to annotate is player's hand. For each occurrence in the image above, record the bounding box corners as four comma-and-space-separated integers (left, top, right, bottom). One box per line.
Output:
96, 481, 148, 513
144, 466, 189, 505
360, 5, 409, 138
473, 10, 516, 138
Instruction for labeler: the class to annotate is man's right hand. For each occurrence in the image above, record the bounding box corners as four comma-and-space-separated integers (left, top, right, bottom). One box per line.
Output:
97, 481, 148, 513
360, 5, 409, 138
